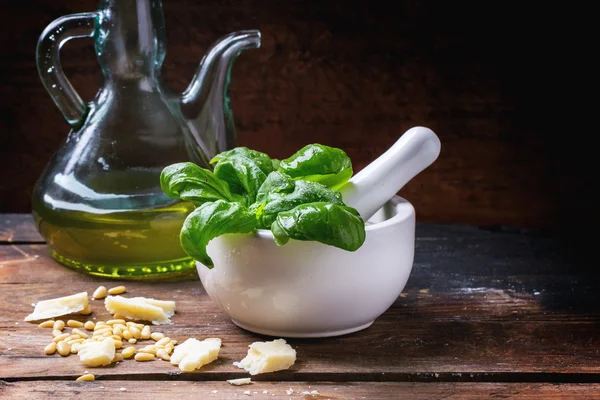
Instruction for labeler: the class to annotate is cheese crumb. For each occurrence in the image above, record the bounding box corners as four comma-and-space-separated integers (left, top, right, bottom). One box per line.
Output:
234, 339, 296, 375
244, 391, 251, 396
74, 337, 116, 367
170, 338, 221, 372
104, 295, 175, 325
227, 378, 252, 386
24, 292, 89, 321
286, 388, 294, 395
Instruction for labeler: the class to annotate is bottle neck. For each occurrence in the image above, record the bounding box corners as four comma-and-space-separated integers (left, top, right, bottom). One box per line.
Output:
95, 0, 166, 79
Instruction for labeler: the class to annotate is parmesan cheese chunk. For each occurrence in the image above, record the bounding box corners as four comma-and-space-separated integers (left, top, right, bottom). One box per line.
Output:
233, 339, 296, 375
227, 378, 252, 386
104, 295, 175, 325
170, 338, 221, 372
24, 292, 89, 321
74, 337, 116, 367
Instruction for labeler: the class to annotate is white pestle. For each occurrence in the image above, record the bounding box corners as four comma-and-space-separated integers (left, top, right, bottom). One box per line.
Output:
339, 126, 441, 221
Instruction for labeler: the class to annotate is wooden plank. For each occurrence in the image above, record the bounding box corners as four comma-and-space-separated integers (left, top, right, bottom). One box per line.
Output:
1, 230, 599, 380
2, 381, 600, 400
0, 214, 43, 244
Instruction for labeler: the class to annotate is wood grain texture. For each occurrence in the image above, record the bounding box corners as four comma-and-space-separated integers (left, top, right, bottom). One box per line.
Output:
1, 219, 599, 381
0, 0, 595, 230
2, 381, 600, 400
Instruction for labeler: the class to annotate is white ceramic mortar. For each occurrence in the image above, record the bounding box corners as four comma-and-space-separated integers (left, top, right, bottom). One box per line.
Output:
197, 126, 441, 337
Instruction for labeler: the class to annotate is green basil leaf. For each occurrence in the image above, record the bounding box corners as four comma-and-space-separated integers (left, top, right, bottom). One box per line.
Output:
271, 158, 281, 171
271, 202, 366, 251
213, 157, 267, 205
278, 144, 353, 189
210, 147, 274, 176
253, 179, 344, 228
255, 171, 295, 205
180, 200, 257, 268
160, 162, 234, 205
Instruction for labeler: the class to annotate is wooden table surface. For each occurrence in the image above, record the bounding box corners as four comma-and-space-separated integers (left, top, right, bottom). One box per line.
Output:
1, 214, 598, 399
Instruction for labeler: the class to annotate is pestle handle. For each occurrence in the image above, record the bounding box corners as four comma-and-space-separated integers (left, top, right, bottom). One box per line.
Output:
339, 126, 441, 221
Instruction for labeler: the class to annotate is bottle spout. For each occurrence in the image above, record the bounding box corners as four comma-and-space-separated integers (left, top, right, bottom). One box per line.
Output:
179, 30, 261, 162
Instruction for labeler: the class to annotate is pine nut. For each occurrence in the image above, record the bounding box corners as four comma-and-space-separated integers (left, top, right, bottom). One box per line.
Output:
156, 337, 170, 347
138, 347, 156, 355
150, 332, 164, 341
39, 320, 55, 328
70, 345, 78, 354
141, 325, 151, 340
129, 326, 141, 339
113, 340, 123, 349
128, 338, 137, 344
57, 341, 71, 356
93, 328, 112, 336
72, 328, 88, 338
67, 320, 84, 328
156, 349, 170, 361
110, 335, 122, 341
67, 338, 85, 345
122, 329, 133, 340
134, 352, 155, 361
84, 321, 95, 330
114, 323, 128, 331
122, 347, 136, 359
107, 319, 126, 326
113, 353, 124, 362
113, 326, 123, 337
76, 373, 95, 382
53, 320, 65, 331
44, 342, 56, 355
52, 329, 63, 338
92, 286, 108, 299
165, 343, 174, 354
170, 340, 178, 345
53, 333, 70, 343
113, 313, 126, 320
108, 286, 126, 295
81, 304, 93, 315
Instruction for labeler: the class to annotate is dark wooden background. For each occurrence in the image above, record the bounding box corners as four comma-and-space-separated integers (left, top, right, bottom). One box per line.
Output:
0, 0, 594, 231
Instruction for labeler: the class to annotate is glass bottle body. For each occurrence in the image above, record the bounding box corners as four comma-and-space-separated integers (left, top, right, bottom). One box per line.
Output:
33, 0, 197, 280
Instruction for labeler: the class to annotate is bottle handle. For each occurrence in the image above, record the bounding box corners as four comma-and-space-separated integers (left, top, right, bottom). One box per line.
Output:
36, 12, 97, 128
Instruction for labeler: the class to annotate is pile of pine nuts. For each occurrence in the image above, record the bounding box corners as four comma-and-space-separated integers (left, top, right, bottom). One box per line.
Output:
37, 285, 178, 382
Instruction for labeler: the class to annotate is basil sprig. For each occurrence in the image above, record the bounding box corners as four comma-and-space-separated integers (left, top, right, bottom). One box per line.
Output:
161, 144, 365, 268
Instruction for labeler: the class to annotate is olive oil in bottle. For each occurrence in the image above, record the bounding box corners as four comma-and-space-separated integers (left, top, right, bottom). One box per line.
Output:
32, 169, 197, 280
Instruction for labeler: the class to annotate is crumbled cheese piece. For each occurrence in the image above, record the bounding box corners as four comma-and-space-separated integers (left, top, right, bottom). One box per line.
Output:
234, 339, 296, 375
286, 388, 294, 395
74, 337, 116, 367
170, 338, 221, 372
104, 295, 175, 325
227, 378, 252, 386
24, 292, 89, 321
244, 391, 251, 396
